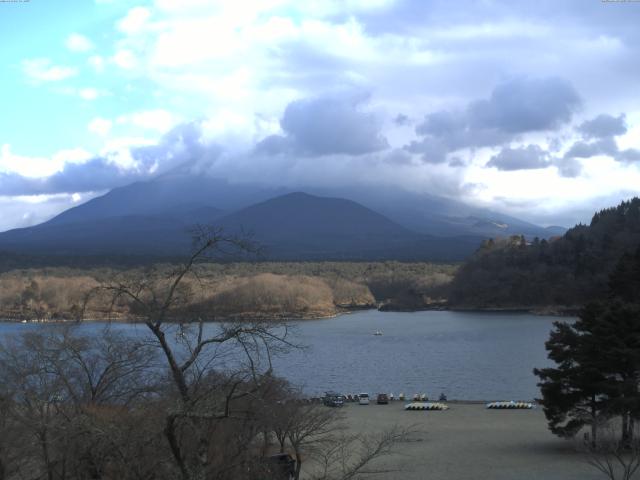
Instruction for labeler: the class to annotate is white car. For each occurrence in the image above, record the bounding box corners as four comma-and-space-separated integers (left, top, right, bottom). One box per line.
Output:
358, 393, 370, 405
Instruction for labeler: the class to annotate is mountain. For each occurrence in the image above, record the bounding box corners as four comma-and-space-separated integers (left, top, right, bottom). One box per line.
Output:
0, 192, 482, 261
39, 171, 561, 239
448, 197, 640, 308
45, 174, 286, 226
216, 192, 481, 260
0, 170, 564, 262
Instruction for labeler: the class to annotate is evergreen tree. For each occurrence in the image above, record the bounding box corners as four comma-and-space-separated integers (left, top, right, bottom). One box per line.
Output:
535, 249, 640, 445
534, 319, 608, 445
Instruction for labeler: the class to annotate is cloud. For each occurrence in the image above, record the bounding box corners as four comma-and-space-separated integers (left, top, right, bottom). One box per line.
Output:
407, 77, 581, 161
65, 33, 94, 53
88, 55, 106, 73
88, 118, 113, 136
0, 122, 211, 196
0, 193, 101, 232
0, 145, 92, 178
578, 113, 627, 139
560, 113, 640, 170
111, 49, 138, 69
564, 137, 618, 158
394, 114, 411, 126
467, 77, 581, 133
117, 6, 152, 34
487, 145, 551, 171
79, 88, 104, 101
619, 148, 640, 163
404, 137, 448, 163
256, 90, 389, 156
21, 58, 78, 83
116, 109, 179, 133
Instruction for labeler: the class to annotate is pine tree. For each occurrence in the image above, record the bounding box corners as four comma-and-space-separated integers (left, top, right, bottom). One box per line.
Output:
535, 249, 640, 445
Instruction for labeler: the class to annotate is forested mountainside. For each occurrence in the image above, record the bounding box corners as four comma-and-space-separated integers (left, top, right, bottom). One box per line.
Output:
448, 198, 640, 308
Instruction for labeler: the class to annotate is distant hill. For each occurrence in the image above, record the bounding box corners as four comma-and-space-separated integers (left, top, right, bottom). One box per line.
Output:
448, 198, 640, 308
0, 192, 483, 261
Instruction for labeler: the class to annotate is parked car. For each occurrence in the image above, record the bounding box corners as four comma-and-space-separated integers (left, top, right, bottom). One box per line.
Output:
264, 453, 296, 479
358, 393, 370, 405
323, 391, 345, 407
376, 393, 389, 404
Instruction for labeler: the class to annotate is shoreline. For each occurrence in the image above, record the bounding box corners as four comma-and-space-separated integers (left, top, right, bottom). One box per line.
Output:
0, 303, 579, 324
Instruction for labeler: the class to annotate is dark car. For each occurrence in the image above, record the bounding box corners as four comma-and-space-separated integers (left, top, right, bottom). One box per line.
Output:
376, 393, 389, 404
264, 453, 296, 479
323, 391, 345, 407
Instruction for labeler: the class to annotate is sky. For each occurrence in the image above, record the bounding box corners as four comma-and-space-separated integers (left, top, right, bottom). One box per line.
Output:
1, 0, 640, 231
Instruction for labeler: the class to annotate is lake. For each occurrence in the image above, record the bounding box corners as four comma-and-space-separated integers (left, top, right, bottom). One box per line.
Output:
0, 310, 564, 401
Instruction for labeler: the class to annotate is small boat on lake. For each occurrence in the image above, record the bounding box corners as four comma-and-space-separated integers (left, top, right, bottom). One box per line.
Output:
373, 330, 383, 336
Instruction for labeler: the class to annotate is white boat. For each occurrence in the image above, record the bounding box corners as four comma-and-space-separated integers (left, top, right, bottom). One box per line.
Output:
373, 330, 383, 336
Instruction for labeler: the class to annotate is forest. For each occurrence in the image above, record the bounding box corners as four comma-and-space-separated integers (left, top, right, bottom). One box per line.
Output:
448, 198, 640, 309
0, 261, 456, 322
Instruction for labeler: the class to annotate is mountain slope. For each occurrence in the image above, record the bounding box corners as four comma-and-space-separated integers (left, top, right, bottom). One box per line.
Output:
37, 171, 560, 239
0, 205, 225, 256
216, 192, 481, 260
0, 192, 483, 261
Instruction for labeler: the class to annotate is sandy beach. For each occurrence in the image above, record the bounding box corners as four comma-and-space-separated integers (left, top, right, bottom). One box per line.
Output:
331, 402, 602, 480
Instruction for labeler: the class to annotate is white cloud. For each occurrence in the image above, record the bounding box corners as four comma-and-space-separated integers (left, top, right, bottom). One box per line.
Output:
21, 58, 78, 83
88, 117, 113, 136
116, 109, 179, 133
79, 88, 104, 100
65, 33, 94, 52
111, 49, 138, 69
88, 55, 106, 73
0, 145, 92, 177
117, 6, 151, 34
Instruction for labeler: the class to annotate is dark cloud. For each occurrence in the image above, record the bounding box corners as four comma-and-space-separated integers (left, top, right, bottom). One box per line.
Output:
467, 77, 581, 133
619, 148, 640, 163
578, 114, 627, 139
561, 113, 640, 168
394, 114, 411, 126
0, 158, 147, 196
404, 137, 448, 163
487, 145, 551, 171
555, 156, 582, 178
564, 137, 618, 158
0, 122, 217, 196
257, 90, 389, 157
407, 77, 580, 161
448, 156, 466, 167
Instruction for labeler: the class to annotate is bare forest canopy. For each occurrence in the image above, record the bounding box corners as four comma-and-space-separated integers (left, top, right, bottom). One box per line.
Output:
0, 262, 457, 321
449, 197, 640, 309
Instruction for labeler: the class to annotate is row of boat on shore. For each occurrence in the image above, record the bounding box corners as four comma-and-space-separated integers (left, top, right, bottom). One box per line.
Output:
317, 392, 535, 410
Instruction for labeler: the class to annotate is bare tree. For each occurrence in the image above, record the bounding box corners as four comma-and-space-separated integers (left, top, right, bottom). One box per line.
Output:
582, 423, 640, 480
94, 227, 297, 480
309, 425, 415, 480
0, 325, 161, 480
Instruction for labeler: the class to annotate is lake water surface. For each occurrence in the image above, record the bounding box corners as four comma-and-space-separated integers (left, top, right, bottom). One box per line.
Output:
0, 310, 564, 401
